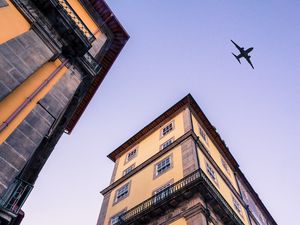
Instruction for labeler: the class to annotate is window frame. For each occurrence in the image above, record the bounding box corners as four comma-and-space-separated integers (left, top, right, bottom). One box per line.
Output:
110, 209, 127, 225
124, 147, 138, 164
153, 154, 173, 179
160, 120, 175, 138
123, 164, 135, 176
221, 156, 231, 176
199, 125, 209, 145
152, 180, 174, 203
160, 137, 174, 150
206, 161, 219, 186
114, 182, 131, 204
232, 195, 243, 218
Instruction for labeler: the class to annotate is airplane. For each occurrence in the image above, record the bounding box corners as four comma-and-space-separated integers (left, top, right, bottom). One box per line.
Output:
231, 40, 254, 69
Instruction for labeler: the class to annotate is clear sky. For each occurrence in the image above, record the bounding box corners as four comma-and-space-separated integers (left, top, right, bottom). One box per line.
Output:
22, 1, 300, 225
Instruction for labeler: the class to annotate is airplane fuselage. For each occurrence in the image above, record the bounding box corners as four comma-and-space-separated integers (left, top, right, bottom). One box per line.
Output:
231, 40, 254, 69
240, 47, 253, 58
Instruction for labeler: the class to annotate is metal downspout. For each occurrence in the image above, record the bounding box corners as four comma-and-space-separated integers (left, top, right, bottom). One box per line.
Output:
0, 59, 69, 133
189, 107, 211, 225
188, 107, 210, 225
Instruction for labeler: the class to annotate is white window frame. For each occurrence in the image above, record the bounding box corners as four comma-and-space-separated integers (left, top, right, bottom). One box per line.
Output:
155, 156, 172, 176
126, 148, 137, 162
206, 162, 218, 185
160, 137, 174, 150
115, 183, 129, 203
153, 182, 172, 203
221, 156, 230, 175
232, 195, 243, 216
110, 210, 126, 225
161, 121, 175, 137
199, 126, 208, 145
123, 164, 135, 176
110, 215, 120, 225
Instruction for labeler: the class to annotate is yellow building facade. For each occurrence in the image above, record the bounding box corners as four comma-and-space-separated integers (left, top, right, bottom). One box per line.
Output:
98, 94, 277, 225
0, 1, 128, 224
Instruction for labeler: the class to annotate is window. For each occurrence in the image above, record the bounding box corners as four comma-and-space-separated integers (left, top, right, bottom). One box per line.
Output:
221, 156, 230, 175
199, 126, 208, 144
153, 182, 172, 203
110, 215, 120, 225
232, 196, 243, 216
258, 213, 266, 224
156, 156, 172, 176
161, 121, 174, 137
123, 164, 135, 176
160, 138, 174, 150
110, 211, 126, 225
126, 148, 137, 162
206, 162, 218, 184
115, 183, 129, 203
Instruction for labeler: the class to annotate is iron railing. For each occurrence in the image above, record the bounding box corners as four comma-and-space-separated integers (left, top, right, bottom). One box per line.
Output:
77, 52, 101, 76
0, 178, 33, 214
118, 169, 244, 225
200, 170, 244, 225
56, 0, 95, 42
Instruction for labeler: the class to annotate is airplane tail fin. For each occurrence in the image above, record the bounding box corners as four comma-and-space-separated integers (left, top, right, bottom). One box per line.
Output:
232, 53, 241, 64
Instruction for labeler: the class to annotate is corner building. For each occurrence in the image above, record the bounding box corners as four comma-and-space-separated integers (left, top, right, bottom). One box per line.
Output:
0, 0, 128, 224
97, 94, 277, 225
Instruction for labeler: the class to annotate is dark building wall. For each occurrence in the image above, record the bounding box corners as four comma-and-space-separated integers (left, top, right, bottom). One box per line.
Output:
236, 176, 272, 225
0, 30, 54, 101
39, 69, 82, 119
0, 67, 82, 197
0, 104, 54, 196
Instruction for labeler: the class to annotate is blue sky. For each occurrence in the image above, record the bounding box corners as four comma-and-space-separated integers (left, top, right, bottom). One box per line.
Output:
22, 1, 300, 225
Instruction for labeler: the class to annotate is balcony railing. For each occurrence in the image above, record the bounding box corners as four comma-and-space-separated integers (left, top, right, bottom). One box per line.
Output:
0, 178, 33, 215
118, 169, 244, 225
77, 52, 101, 76
31, 0, 95, 56
56, 0, 95, 42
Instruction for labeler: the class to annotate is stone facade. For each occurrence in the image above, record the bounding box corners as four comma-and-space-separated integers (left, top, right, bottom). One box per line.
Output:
182, 107, 192, 133
181, 137, 198, 177
39, 69, 82, 120
0, 104, 54, 196
0, 67, 81, 197
145, 193, 223, 225
0, 30, 54, 101
97, 193, 111, 225
236, 176, 271, 225
0, 0, 7, 7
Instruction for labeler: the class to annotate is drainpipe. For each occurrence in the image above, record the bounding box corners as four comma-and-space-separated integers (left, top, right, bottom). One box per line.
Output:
0, 59, 69, 133
189, 107, 210, 225
204, 201, 210, 225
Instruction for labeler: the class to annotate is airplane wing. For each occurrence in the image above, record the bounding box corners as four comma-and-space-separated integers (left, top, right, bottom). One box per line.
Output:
246, 47, 254, 54
245, 56, 254, 69
231, 40, 242, 51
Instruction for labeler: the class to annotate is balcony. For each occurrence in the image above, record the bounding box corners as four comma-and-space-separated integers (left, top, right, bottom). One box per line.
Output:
31, 0, 95, 57
76, 52, 101, 77
0, 178, 33, 215
118, 169, 244, 225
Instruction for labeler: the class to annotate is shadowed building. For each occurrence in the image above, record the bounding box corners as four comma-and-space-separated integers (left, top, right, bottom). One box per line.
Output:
97, 94, 277, 225
0, 0, 128, 224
